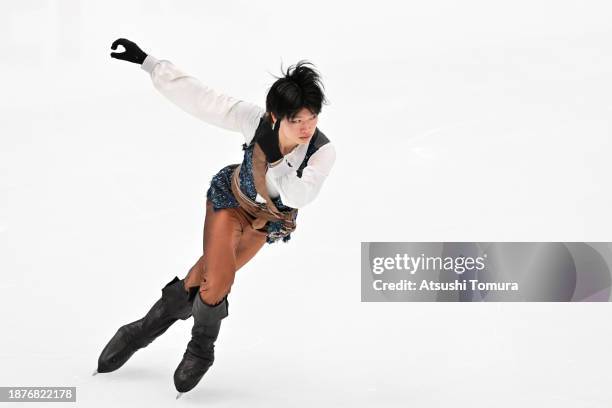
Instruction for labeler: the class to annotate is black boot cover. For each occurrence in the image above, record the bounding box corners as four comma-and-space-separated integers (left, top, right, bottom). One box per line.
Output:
173, 293, 229, 393
97, 276, 198, 373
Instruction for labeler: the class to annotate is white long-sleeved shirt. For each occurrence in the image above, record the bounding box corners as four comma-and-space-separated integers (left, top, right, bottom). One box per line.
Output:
140, 55, 336, 209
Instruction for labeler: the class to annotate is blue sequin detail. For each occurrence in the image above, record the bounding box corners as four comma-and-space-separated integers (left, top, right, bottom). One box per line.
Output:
206, 142, 298, 244
206, 164, 240, 209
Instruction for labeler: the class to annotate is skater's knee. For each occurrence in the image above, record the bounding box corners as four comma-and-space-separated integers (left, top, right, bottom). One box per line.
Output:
199, 286, 229, 306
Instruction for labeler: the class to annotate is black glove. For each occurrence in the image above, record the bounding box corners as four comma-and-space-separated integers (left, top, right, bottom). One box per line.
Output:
110, 38, 148, 65
255, 117, 283, 164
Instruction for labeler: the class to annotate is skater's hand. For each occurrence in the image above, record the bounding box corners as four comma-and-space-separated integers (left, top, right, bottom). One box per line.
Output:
110, 38, 148, 65
255, 116, 283, 164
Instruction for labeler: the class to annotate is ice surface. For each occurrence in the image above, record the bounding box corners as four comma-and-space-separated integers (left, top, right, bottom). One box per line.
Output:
1, 1, 611, 406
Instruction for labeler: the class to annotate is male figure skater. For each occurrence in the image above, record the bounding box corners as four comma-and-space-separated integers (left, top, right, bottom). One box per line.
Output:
94, 38, 336, 397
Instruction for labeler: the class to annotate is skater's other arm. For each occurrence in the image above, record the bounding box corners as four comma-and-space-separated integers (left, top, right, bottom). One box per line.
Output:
267, 143, 336, 209
141, 55, 264, 144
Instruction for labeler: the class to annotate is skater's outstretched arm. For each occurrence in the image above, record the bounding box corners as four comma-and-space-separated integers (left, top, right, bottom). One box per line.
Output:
110, 38, 264, 144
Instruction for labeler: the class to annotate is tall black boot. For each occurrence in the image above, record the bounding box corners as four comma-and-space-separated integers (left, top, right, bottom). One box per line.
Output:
173, 293, 229, 396
95, 276, 198, 374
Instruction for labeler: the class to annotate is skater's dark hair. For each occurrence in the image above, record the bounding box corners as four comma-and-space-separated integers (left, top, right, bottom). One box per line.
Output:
266, 60, 328, 122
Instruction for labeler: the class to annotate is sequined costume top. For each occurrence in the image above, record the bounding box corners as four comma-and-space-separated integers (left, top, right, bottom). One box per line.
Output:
140, 55, 337, 244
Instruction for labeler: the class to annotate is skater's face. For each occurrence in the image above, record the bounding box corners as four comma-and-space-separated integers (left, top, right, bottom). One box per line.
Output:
273, 107, 318, 146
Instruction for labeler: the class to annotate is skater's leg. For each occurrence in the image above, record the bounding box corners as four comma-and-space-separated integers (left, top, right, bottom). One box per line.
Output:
96, 276, 196, 374
182, 229, 267, 292
174, 200, 267, 393
182, 200, 268, 299
198, 200, 269, 304
183, 255, 205, 291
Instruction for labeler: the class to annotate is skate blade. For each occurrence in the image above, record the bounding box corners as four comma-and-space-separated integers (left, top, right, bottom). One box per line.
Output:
92, 369, 99, 376
176, 392, 183, 400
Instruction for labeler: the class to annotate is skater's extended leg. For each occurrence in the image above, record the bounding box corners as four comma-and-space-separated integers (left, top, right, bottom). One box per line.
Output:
96, 276, 196, 374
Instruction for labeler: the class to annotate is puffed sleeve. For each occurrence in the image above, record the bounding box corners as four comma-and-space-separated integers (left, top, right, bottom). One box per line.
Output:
141, 55, 264, 145
266, 143, 337, 209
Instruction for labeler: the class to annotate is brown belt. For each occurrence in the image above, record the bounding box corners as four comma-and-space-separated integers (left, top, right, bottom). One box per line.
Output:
230, 163, 297, 234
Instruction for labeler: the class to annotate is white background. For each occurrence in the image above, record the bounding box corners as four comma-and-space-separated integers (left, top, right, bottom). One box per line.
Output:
1, 0, 611, 406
